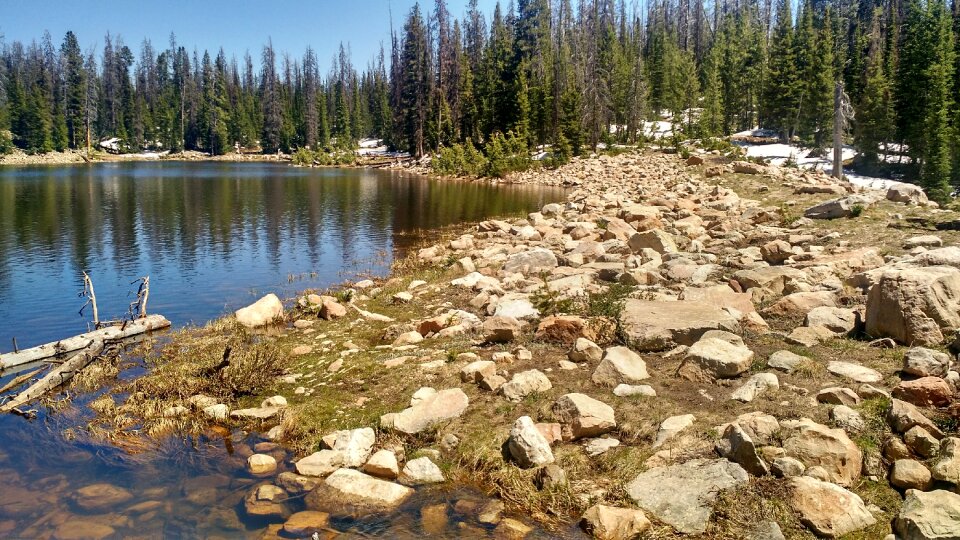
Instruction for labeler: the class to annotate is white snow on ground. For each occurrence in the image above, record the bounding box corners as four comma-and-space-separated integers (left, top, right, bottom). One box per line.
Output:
736, 139, 913, 192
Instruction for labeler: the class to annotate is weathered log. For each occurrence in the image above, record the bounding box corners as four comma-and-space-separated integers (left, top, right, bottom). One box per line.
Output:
0, 314, 170, 372
0, 339, 106, 413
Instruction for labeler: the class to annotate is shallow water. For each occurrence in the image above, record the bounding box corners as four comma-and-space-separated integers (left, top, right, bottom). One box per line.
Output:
0, 162, 565, 349
0, 163, 578, 538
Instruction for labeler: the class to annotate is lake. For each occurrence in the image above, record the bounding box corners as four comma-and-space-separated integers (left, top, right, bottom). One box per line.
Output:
0, 162, 565, 349
0, 162, 573, 539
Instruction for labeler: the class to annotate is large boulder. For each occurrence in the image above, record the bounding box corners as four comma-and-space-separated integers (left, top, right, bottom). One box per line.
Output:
502, 248, 558, 275
591, 347, 649, 387
804, 195, 874, 219
626, 459, 748, 534
782, 420, 862, 486
551, 393, 616, 440
788, 476, 876, 537
507, 416, 555, 468
931, 438, 960, 484
382, 388, 469, 434
678, 284, 756, 314
887, 183, 929, 205
235, 294, 283, 328
865, 266, 960, 346
621, 300, 740, 351
895, 489, 960, 539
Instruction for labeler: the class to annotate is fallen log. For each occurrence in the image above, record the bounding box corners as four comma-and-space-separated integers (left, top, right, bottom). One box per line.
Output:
0, 314, 170, 372
0, 339, 106, 413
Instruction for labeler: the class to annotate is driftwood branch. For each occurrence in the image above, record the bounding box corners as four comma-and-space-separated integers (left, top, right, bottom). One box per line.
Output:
0, 314, 170, 372
128, 276, 150, 320
0, 339, 106, 413
80, 271, 100, 328
0, 367, 45, 395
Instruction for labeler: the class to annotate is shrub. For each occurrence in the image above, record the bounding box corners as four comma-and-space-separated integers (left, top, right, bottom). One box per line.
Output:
292, 148, 316, 165
431, 138, 488, 177
485, 131, 532, 178
0, 130, 13, 155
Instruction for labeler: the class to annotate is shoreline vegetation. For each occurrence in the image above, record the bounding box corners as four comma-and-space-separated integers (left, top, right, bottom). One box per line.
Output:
25, 144, 960, 538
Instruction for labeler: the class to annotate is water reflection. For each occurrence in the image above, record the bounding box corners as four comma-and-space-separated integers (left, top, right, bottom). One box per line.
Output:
0, 162, 564, 348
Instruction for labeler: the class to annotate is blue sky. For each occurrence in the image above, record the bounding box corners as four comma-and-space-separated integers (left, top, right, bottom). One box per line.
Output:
0, 0, 499, 68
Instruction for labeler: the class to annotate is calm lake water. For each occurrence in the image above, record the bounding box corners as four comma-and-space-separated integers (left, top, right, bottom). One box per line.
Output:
0, 161, 565, 349
0, 162, 573, 539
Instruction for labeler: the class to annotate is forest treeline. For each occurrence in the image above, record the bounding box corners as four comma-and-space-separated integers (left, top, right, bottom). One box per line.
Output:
0, 0, 958, 198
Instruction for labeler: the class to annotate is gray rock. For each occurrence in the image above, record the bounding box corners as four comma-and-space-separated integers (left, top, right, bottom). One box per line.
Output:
330, 427, 376, 468
716, 423, 769, 476
320, 469, 413, 510
535, 464, 567, 490
680, 338, 754, 379
767, 350, 805, 373
895, 489, 960, 539
905, 426, 940, 458
591, 346, 650, 387
503, 248, 558, 274
804, 195, 874, 219
830, 405, 865, 432
235, 293, 284, 328
817, 387, 861, 406
749, 521, 786, 540
584, 438, 621, 456
730, 373, 779, 402
569, 338, 603, 363
788, 476, 876, 536
890, 460, 933, 491
653, 414, 696, 448
625, 458, 749, 534
888, 399, 945, 437
552, 393, 617, 440
771, 457, 806, 478
621, 299, 741, 351
782, 420, 862, 486
399, 457, 445, 486
826, 361, 882, 383
903, 347, 952, 377
507, 416, 554, 468
383, 388, 469, 435
613, 384, 656, 397
931, 437, 960, 485
500, 369, 552, 402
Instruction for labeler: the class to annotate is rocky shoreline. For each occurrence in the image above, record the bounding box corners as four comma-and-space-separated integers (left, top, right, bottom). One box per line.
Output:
78, 148, 960, 538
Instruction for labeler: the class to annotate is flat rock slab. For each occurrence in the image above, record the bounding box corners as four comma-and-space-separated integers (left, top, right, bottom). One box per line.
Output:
789, 476, 876, 537
318, 469, 413, 511
626, 458, 748, 534
382, 388, 469, 434
621, 300, 740, 351
827, 361, 882, 383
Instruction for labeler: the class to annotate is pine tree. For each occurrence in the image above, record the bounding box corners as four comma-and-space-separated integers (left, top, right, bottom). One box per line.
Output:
920, 0, 956, 202
260, 40, 282, 153
398, 3, 431, 156
854, 10, 895, 167
699, 45, 723, 137
764, 0, 800, 141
